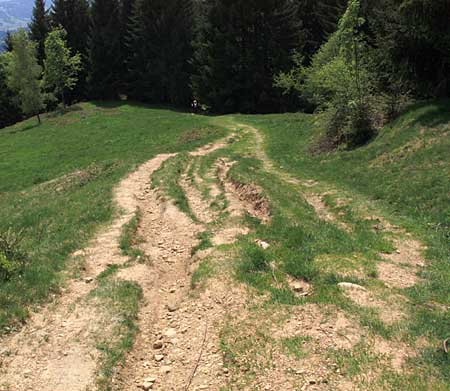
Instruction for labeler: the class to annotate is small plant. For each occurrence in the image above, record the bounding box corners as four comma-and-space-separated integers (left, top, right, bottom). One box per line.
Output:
0, 228, 29, 281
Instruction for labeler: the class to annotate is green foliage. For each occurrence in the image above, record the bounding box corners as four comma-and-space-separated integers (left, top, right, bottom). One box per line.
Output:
6, 29, 44, 123
29, 0, 50, 64
51, 0, 90, 101
89, 0, 121, 99
126, 0, 193, 105
0, 53, 22, 128
44, 27, 82, 106
192, 0, 302, 113
276, 0, 375, 148
0, 229, 29, 281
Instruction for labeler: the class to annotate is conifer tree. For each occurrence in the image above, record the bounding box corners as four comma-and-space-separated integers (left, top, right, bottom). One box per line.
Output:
127, 0, 193, 104
29, 0, 50, 65
192, 0, 302, 113
89, 0, 121, 98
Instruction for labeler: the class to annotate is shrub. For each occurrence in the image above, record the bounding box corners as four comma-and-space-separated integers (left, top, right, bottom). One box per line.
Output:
0, 229, 29, 281
276, 0, 377, 149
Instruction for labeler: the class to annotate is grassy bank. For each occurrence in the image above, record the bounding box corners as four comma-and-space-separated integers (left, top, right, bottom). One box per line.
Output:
0, 101, 225, 328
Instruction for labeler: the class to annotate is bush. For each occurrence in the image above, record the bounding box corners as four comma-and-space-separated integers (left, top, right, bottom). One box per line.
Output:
276, 0, 377, 149
0, 229, 29, 281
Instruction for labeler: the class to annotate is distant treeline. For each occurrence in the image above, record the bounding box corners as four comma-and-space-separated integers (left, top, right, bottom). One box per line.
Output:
1, 0, 449, 139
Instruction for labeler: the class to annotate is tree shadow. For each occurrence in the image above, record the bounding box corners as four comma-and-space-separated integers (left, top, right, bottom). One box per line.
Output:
407, 99, 450, 128
1, 122, 41, 135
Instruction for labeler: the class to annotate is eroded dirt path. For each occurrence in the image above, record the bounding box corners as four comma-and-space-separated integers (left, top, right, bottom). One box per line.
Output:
0, 155, 174, 391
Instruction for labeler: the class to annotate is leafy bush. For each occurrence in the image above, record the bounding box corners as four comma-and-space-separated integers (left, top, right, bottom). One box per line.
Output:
0, 229, 29, 281
276, 0, 376, 149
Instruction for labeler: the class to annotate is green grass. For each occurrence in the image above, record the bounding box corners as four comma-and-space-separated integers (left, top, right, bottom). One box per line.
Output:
0, 101, 225, 329
229, 101, 449, 386
89, 276, 142, 391
119, 210, 144, 261
151, 153, 198, 221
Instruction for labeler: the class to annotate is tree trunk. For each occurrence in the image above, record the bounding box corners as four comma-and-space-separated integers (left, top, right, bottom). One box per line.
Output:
37, 113, 41, 124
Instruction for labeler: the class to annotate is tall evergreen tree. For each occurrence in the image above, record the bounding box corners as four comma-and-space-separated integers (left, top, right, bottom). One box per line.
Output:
29, 0, 50, 65
51, 0, 90, 100
296, 0, 346, 61
89, 0, 121, 98
127, 0, 193, 105
119, 0, 136, 89
192, 0, 301, 113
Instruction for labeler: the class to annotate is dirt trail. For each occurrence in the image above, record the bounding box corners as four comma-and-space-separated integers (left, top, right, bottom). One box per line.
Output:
112, 136, 254, 391
0, 155, 174, 391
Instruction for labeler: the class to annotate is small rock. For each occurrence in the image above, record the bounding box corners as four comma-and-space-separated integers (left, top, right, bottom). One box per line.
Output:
255, 239, 270, 250
167, 304, 177, 312
153, 341, 163, 350
140, 382, 153, 390
164, 328, 177, 338
337, 282, 366, 291
160, 365, 171, 374
154, 354, 164, 362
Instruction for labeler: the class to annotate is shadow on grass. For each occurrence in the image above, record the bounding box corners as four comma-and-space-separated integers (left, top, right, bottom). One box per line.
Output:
406, 99, 450, 128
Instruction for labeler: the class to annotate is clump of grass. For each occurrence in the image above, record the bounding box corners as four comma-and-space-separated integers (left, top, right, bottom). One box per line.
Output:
191, 231, 213, 256
0, 229, 29, 282
191, 259, 214, 289
119, 210, 144, 261
282, 335, 312, 359
152, 154, 198, 222
90, 277, 142, 391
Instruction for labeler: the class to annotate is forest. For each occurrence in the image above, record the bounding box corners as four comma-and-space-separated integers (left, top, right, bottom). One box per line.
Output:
1, 0, 449, 149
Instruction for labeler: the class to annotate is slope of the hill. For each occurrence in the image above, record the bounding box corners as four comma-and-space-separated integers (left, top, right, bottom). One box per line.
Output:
0, 102, 225, 327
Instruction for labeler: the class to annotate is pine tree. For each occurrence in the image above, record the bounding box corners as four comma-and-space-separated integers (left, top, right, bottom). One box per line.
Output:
127, 0, 193, 105
192, 0, 302, 113
296, 0, 346, 61
3, 32, 14, 52
89, 0, 121, 98
29, 0, 50, 65
44, 27, 81, 106
6, 30, 44, 124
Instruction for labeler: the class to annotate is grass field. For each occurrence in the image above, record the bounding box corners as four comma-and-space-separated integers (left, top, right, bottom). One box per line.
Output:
0, 101, 225, 328
1, 99, 449, 389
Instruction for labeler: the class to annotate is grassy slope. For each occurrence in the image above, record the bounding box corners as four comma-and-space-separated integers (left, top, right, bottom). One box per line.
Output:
238, 101, 450, 381
0, 102, 225, 328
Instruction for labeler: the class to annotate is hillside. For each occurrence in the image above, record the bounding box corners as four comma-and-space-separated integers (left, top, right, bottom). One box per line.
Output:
0, 102, 449, 390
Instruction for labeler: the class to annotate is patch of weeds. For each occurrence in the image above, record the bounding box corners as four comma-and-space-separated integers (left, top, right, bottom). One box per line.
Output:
90, 277, 142, 391
119, 210, 144, 261
191, 259, 214, 289
282, 335, 312, 359
191, 231, 213, 256
0, 229, 29, 282
237, 243, 270, 282
97, 264, 121, 281
177, 127, 224, 146
332, 343, 380, 378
